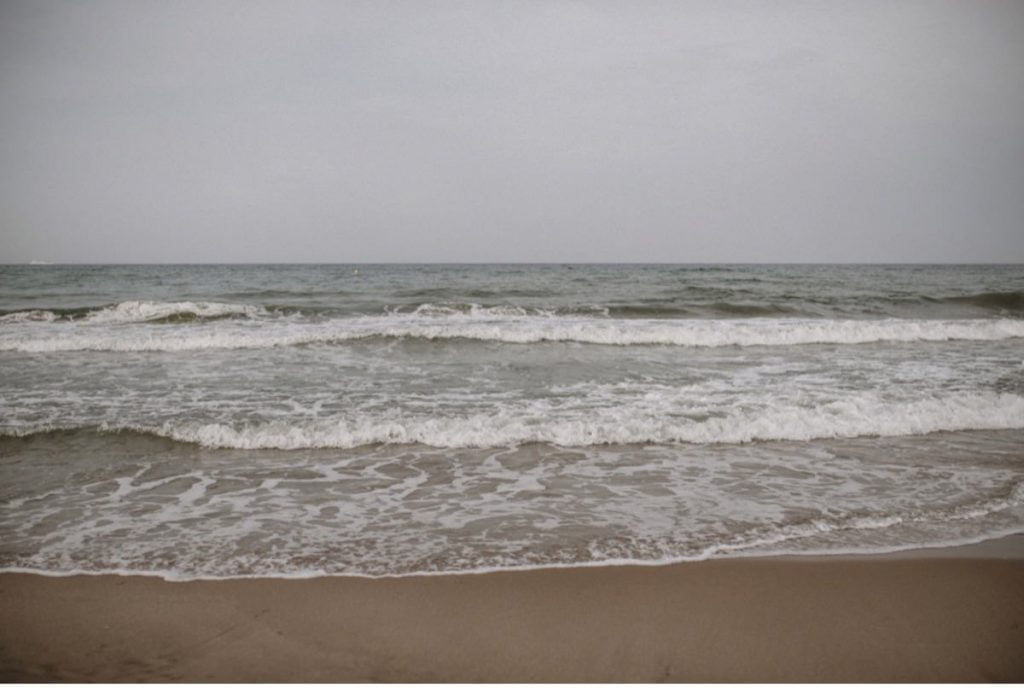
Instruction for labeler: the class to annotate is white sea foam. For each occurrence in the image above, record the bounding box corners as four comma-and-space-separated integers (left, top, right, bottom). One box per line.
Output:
4, 266, 1023, 580
2, 492, 1021, 580
402, 303, 547, 317
3, 418, 1022, 579
72, 391, 1024, 449
2, 315, 1023, 352
0, 300, 264, 326
82, 300, 265, 323
0, 310, 59, 323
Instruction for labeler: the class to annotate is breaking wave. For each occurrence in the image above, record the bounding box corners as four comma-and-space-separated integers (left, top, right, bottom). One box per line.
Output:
1, 314, 1023, 352
6, 392, 1023, 449
0, 300, 264, 325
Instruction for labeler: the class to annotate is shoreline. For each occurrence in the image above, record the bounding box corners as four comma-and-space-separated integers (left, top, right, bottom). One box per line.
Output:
2, 536, 1023, 681
3, 531, 1023, 583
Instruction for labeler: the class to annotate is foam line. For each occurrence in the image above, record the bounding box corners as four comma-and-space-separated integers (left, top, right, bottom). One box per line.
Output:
2, 316, 1022, 352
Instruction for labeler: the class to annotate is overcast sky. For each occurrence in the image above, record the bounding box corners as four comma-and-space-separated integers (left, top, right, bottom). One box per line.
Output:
1, 0, 1022, 263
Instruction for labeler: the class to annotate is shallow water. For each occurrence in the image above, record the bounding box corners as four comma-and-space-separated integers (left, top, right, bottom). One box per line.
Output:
1, 263, 1023, 577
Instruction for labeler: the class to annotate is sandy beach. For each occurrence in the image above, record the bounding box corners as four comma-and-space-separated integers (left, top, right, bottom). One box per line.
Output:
2, 539, 1023, 682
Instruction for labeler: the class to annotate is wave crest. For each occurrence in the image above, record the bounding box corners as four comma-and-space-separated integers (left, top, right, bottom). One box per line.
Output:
1, 316, 1022, 352
6, 392, 1020, 449
938, 290, 1024, 313
88, 301, 265, 323
0, 300, 266, 325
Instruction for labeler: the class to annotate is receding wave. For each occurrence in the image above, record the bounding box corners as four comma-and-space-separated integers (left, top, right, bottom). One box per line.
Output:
0, 300, 265, 325
6, 392, 1022, 449
2, 315, 1023, 352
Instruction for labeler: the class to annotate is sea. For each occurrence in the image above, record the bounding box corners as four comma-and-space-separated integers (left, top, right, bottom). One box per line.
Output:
1, 263, 1023, 579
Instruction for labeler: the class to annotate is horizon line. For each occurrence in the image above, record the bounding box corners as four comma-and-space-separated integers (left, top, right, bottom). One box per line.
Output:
4, 261, 1024, 267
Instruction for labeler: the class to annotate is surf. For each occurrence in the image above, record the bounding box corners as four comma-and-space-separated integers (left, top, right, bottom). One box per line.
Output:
2, 314, 1024, 352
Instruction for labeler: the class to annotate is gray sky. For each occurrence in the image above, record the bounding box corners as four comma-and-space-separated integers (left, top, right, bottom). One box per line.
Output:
1, 0, 1023, 263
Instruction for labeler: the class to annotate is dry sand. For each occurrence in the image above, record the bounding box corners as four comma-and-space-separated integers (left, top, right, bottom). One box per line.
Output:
2, 544, 1023, 682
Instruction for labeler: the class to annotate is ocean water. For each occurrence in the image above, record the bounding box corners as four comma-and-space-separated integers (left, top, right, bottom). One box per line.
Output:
1, 263, 1023, 579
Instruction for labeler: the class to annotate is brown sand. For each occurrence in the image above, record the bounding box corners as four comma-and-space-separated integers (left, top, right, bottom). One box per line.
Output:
2, 548, 1023, 682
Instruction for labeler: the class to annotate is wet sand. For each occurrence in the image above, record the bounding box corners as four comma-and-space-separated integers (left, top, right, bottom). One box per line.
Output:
2, 542, 1023, 682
